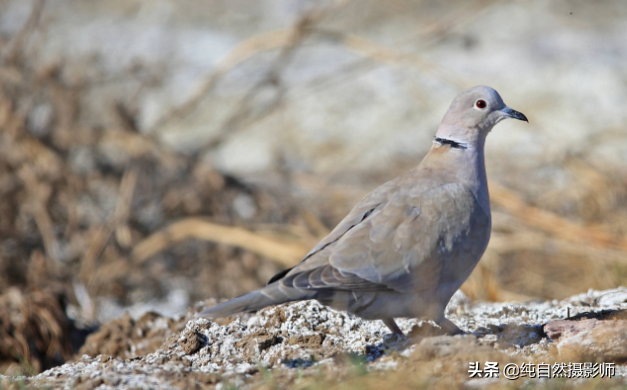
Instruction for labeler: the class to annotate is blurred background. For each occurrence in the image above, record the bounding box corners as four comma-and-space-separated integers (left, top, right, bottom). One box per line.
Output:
1, 0, 626, 375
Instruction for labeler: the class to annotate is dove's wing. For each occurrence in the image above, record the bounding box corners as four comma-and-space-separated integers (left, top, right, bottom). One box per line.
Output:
274, 173, 490, 295
267, 178, 397, 284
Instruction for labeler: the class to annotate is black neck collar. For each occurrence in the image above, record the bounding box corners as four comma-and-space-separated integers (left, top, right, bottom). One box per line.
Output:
434, 137, 467, 150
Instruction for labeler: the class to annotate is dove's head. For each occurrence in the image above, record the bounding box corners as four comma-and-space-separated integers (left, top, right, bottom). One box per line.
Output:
435, 86, 527, 147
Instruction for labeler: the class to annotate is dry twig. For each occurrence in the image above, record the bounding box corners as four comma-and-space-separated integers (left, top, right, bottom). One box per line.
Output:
490, 182, 627, 252
18, 165, 61, 267
1, 0, 46, 63
80, 168, 139, 285
132, 218, 310, 268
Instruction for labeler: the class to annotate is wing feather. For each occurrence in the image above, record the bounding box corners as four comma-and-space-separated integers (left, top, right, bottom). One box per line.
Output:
274, 176, 490, 297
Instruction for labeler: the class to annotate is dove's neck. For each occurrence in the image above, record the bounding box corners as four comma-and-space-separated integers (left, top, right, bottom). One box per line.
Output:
429, 128, 490, 212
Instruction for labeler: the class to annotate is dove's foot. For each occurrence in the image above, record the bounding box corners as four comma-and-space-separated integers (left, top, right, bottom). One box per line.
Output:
439, 318, 466, 335
382, 318, 405, 337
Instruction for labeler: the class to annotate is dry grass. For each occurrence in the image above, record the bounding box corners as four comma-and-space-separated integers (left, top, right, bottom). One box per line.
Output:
0, 285, 73, 375
246, 333, 627, 390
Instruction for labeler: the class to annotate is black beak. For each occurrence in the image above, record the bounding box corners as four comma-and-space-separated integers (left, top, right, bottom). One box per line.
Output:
502, 107, 528, 122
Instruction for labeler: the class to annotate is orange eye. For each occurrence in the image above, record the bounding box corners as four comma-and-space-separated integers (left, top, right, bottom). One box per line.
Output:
475, 99, 487, 109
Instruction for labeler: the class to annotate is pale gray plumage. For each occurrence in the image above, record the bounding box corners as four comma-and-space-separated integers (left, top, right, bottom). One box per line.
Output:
197, 86, 528, 336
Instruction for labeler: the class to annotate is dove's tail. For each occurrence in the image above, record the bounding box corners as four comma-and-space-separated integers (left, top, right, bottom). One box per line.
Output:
196, 283, 309, 319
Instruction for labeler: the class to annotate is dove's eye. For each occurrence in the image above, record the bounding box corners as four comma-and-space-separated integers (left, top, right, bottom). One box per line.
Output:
475, 99, 487, 109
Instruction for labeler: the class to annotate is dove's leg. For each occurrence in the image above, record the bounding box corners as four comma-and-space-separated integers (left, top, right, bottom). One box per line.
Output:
438, 318, 465, 335
382, 318, 404, 336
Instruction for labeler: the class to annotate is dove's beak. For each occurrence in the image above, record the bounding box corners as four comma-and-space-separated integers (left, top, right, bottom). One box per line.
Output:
501, 107, 528, 122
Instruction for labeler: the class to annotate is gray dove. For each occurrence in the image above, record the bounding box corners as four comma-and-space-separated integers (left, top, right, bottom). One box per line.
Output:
198, 86, 528, 336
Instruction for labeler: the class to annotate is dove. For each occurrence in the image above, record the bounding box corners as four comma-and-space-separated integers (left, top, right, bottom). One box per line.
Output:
197, 86, 528, 336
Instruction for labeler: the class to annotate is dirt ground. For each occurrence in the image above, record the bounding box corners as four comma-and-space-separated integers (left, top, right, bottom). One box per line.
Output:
6, 288, 627, 389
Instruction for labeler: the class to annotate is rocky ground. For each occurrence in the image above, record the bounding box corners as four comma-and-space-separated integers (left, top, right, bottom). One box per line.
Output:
3, 287, 626, 389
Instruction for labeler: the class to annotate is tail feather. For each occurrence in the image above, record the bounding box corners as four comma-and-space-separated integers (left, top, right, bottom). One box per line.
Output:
196, 284, 307, 319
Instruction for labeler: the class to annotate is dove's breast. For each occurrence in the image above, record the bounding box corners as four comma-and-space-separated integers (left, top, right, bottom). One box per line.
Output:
432, 187, 491, 301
